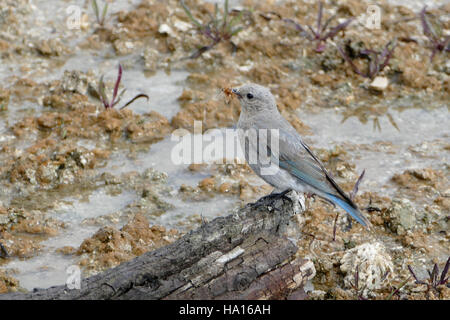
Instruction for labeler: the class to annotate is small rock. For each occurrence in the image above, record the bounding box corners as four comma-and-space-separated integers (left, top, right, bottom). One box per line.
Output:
158, 24, 174, 36
218, 182, 232, 193
56, 246, 76, 255
113, 40, 138, 56
369, 76, 388, 91
0, 270, 20, 294
35, 39, 67, 56
198, 177, 215, 191
385, 198, 418, 235
143, 47, 159, 73
173, 19, 191, 32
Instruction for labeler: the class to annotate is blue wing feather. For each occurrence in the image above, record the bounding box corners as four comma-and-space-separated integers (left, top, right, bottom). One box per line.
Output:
326, 194, 370, 228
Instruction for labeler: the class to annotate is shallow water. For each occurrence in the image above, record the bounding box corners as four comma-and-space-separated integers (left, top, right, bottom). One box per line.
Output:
0, 0, 448, 292
303, 105, 450, 195
4, 189, 138, 290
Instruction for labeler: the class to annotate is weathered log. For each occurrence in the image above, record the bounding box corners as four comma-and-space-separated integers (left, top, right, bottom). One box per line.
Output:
0, 194, 315, 300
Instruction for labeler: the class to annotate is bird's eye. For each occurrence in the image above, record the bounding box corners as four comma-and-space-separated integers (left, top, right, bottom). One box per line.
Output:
246, 93, 254, 99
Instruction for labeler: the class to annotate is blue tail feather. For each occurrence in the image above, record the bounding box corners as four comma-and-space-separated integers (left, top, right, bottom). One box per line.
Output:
326, 194, 370, 228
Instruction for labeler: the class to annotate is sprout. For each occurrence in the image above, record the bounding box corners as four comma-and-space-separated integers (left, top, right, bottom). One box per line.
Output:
91, 0, 109, 27
419, 6, 450, 61
338, 40, 397, 79
181, 0, 247, 58
97, 64, 149, 110
284, 2, 353, 53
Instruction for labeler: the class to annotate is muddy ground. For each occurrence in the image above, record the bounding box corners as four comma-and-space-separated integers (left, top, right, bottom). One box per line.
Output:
0, 0, 449, 299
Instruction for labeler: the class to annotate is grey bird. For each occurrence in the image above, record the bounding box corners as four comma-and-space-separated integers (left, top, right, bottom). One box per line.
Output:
232, 83, 371, 228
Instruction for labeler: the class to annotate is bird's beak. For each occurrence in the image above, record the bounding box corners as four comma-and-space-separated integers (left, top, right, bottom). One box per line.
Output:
231, 88, 242, 99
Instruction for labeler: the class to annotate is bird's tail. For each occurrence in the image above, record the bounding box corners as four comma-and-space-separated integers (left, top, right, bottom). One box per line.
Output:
326, 194, 371, 229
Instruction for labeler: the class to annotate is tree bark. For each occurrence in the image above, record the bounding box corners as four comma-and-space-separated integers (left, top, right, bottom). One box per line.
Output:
0, 194, 315, 300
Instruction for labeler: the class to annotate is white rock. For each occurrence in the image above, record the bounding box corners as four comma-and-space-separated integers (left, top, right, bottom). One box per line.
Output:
238, 60, 254, 72
369, 76, 389, 91
158, 24, 174, 36
173, 19, 192, 32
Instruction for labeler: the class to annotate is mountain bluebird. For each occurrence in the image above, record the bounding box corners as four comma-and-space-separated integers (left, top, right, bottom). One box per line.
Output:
232, 83, 371, 228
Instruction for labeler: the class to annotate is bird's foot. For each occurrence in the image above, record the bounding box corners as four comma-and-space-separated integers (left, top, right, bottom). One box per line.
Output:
261, 189, 293, 203
250, 189, 293, 210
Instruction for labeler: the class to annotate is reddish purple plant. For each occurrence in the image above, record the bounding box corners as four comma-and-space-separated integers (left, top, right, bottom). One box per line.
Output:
338, 40, 397, 79
420, 6, 450, 61
408, 256, 450, 298
97, 64, 149, 110
181, 0, 246, 59
349, 264, 369, 300
284, 2, 353, 53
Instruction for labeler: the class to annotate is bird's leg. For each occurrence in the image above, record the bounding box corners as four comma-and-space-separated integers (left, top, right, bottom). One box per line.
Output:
344, 215, 353, 231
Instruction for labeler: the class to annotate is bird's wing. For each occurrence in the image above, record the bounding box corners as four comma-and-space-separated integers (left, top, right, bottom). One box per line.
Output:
269, 123, 356, 207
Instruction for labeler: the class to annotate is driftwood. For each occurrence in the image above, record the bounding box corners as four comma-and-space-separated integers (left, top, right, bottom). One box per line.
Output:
0, 194, 315, 300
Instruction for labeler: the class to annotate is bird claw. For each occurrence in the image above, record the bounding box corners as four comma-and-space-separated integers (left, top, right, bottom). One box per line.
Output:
262, 189, 293, 203
250, 189, 293, 210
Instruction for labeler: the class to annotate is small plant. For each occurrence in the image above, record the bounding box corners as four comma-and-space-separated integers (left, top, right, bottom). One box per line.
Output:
181, 0, 246, 58
386, 277, 410, 300
349, 264, 369, 300
408, 256, 450, 298
337, 40, 397, 79
92, 0, 109, 27
97, 64, 149, 110
350, 169, 365, 201
419, 6, 450, 61
284, 2, 353, 53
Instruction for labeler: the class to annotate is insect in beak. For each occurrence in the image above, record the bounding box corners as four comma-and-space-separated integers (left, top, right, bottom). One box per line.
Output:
231, 88, 242, 99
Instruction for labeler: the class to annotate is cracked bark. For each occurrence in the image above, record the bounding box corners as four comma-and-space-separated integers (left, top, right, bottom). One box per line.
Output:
0, 194, 315, 300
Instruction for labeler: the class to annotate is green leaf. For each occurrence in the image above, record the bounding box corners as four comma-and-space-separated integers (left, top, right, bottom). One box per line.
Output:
92, 0, 99, 22
181, 1, 202, 28
227, 11, 243, 34
214, 3, 219, 26
101, 2, 109, 25
223, 0, 229, 28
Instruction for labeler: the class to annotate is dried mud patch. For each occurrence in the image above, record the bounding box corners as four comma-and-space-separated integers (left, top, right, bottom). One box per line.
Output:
0, 206, 65, 259
76, 213, 179, 276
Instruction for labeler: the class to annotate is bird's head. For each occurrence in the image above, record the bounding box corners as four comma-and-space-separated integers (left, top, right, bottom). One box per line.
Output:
232, 83, 277, 115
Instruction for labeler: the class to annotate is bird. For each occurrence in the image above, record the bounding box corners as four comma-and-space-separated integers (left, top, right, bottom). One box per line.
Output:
231, 83, 371, 229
